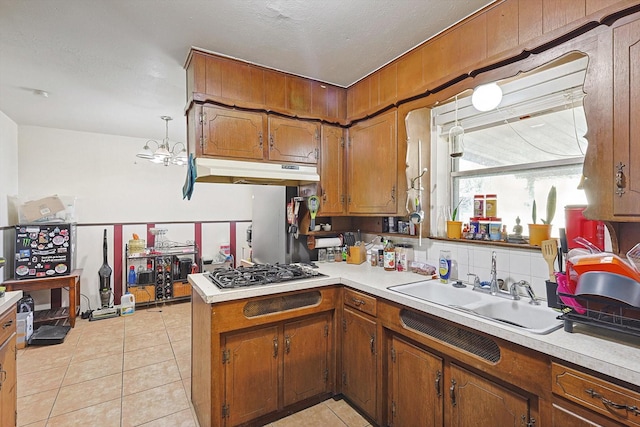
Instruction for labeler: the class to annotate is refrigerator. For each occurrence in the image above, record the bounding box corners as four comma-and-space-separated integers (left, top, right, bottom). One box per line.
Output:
14, 223, 77, 280
251, 186, 313, 265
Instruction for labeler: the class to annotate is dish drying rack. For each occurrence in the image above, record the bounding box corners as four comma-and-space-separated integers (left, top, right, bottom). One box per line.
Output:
550, 287, 640, 338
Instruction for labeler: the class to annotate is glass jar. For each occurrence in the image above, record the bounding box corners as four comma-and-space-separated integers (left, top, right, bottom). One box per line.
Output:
473, 194, 485, 218
327, 247, 334, 262
318, 248, 327, 263
335, 247, 342, 262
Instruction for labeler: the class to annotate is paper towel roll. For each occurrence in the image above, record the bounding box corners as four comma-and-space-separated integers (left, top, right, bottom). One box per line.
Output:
314, 237, 343, 249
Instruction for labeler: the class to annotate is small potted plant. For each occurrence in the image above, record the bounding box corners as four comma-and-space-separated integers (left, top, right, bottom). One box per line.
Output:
446, 199, 464, 239
528, 186, 556, 246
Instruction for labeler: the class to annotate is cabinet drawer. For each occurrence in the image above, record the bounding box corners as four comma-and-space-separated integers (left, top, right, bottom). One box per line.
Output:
552, 362, 640, 426
344, 288, 376, 317
173, 282, 191, 298
0, 308, 16, 345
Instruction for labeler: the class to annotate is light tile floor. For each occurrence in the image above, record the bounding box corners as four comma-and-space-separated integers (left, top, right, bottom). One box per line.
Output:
17, 302, 370, 427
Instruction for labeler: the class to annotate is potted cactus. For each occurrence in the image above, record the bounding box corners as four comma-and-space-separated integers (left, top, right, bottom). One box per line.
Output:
528, 186, 556, 246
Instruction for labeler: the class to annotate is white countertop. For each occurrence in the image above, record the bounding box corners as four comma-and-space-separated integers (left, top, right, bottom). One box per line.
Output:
189, 263, 640, 387
0, 291, 23, 315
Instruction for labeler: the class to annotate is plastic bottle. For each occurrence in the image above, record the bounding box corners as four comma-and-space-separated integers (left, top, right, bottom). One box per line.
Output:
384, 240, 396, 271
128, 265, 137, 285
120, 292, 135, 316
439, 250, 451, 283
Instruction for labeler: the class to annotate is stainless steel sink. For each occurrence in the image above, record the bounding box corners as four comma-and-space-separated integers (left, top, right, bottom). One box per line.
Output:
388, 280, 483, 307
387, 280, 562, 334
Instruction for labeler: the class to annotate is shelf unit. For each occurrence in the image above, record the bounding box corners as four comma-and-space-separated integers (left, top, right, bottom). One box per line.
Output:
124, 244, 199, 306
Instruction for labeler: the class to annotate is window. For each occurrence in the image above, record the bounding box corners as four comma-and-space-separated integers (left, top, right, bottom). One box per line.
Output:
431, 54, 589, 237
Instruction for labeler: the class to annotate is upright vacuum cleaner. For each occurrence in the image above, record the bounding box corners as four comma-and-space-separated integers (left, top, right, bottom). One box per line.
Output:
91, 229, 118, 320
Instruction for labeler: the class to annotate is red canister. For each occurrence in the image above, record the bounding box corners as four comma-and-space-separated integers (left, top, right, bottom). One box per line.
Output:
564, 205, 605, 251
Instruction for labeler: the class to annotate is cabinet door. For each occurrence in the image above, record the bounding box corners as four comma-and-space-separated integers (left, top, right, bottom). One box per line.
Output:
268, 116, 320, 164
347, 110, 397, 214
283, 313, 330, 406
613, 17, 640, 216
0, 335, 16, 427
389, 336, 443, 427
342, 308, 376, 420
201, 106, 266, 160
448, 364, 529, 427
223, 326, 279, 426
551, 401, 618, 427
319, 125, 346, 215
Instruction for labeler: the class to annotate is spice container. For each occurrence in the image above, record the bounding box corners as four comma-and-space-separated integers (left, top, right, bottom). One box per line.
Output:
370, 249, 378, 266
378, 250, 384, 267
485, 194, 497, 217
335, 247, 343, 262
474, 195, 485, 218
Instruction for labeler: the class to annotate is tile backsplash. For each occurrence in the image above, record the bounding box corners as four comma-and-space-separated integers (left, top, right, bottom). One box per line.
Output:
418, 240, 552, 300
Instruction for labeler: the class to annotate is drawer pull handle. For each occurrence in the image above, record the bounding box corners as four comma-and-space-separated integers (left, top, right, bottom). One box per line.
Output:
585, 388, 635, 412
352, 298, 366, 306
2, 320, 13, 329
449, 379, 457, 407
273, 337, 278, 358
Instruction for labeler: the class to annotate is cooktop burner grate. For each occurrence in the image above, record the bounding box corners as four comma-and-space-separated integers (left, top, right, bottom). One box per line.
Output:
207, 263, 323, 289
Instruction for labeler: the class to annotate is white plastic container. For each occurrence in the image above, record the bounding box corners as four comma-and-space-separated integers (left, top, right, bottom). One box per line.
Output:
121, 293, 135, 316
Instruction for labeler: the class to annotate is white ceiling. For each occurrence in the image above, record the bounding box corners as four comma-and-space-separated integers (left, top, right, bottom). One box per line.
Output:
0, 0, 493, 143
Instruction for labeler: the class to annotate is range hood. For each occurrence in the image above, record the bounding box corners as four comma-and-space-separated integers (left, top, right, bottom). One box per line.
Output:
195, 157, 320, 185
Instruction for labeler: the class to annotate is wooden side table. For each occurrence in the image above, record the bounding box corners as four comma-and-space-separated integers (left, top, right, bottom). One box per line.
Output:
2, 269, 82, 327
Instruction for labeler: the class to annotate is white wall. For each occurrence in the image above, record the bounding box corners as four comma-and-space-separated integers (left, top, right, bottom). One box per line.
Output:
17, 126, 252, 223
0, 111, 19, 281
11, 125, 256, 311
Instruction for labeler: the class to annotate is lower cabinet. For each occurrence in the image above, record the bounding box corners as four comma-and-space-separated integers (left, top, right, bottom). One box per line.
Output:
448, 364, 530, 426
342, 307, 377, 420
388, 335, 443, 427
223, 326, 279, 426
0, 309, 16, 427
551, 362, 640, 427
221, 312, 332, 425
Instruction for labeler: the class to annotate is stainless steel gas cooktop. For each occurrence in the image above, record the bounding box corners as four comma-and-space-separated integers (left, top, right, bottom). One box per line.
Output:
207, 263, 323, 289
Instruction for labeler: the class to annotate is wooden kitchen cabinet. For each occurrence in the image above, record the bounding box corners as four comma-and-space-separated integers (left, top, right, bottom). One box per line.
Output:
196, 286, 339, 427
318, 125, 346, 215
222, 326, 280, 426
0, 308, 17, 427
448, 363, 530, 426
268, 116, 320, 164
612, 16, 640, 216
342, 307, 377, 421
200, 106, 266, 160
347, 109, 398, 214
283, 313, 331, 406
220, 312, 333, 424
551, 362, 640, 426
388, 335, 443, 427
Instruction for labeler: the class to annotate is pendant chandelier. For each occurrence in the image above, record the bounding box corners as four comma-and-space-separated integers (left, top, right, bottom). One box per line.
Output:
136, 116, 188, 166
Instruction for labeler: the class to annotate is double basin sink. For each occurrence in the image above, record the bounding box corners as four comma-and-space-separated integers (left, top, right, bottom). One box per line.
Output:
388, 279, 562, 334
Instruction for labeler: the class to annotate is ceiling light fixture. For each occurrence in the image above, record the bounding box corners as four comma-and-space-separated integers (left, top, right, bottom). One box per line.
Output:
471, 82, 503, 112
136, 116, 187, 166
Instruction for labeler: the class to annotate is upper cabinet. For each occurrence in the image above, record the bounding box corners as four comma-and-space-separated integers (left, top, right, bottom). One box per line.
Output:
268, 116, 320, 164
319, 125, 346, 216
346, 0, 637, 121
200, 106, 266, 160
347, 110, 398, 214
186, 50, 347, 123
612, 16, 640, 216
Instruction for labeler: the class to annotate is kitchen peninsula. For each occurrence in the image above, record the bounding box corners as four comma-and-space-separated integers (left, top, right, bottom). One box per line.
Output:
189, 264, 640, 427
